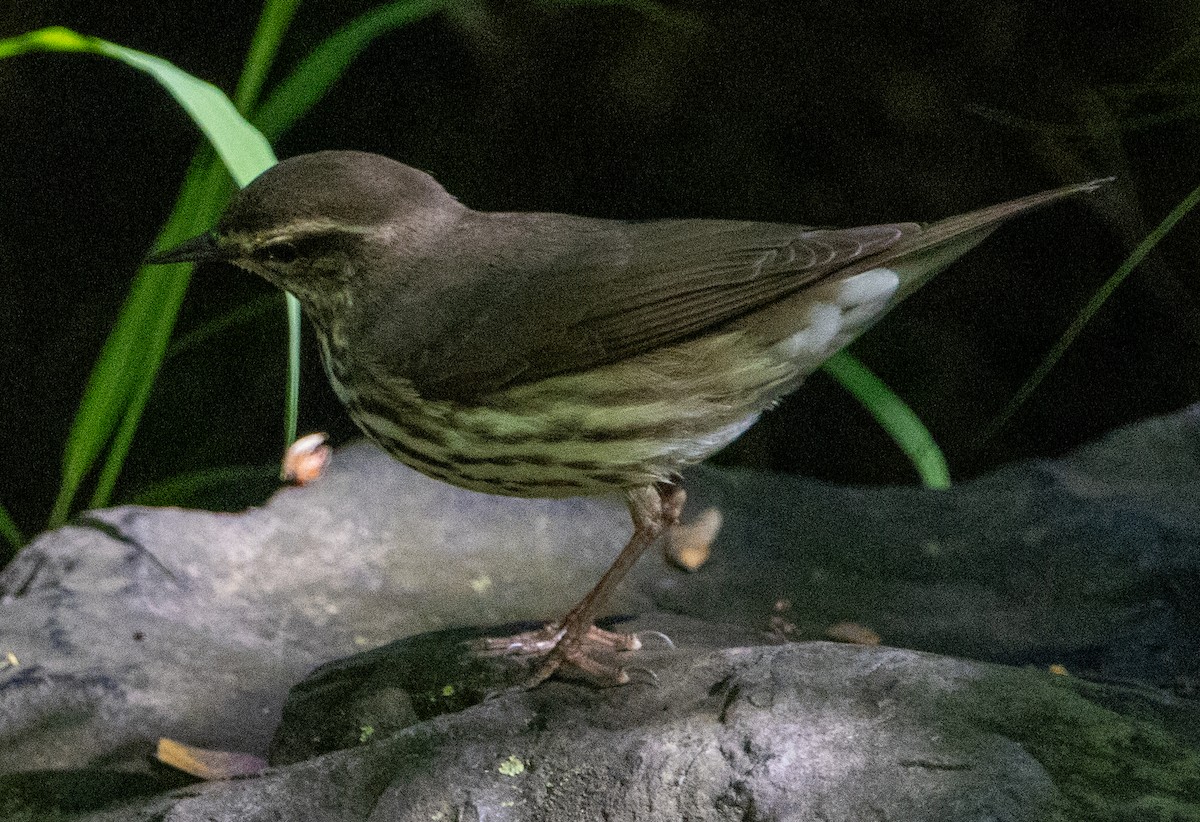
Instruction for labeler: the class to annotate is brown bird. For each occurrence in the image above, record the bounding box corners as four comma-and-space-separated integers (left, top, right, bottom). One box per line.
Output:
149, 152, 1109, 684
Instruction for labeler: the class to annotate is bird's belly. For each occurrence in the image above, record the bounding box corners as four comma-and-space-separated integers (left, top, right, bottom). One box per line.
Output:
323, 333, 791, 499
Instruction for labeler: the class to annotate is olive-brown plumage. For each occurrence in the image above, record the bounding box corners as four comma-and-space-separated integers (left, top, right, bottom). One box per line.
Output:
151, 151, 1109, 684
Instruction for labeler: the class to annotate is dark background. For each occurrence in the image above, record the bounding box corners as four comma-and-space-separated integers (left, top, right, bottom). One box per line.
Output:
1, 0, 1197, 558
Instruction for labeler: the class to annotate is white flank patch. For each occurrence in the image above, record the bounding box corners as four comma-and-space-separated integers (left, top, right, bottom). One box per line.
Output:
777, 302, 842, 360
773, 268, 902, 368
834, 267, 900, 307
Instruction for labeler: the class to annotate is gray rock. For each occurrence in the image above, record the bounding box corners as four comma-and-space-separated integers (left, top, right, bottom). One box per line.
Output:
2, 406, 1199, 820
55, 617, 1200, 822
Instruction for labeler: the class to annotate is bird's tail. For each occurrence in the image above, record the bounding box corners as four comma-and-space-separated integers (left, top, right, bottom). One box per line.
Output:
882, 177, 1114, 301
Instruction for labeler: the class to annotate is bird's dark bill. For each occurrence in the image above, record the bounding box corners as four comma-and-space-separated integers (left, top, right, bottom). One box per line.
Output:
145, 233, 224, 266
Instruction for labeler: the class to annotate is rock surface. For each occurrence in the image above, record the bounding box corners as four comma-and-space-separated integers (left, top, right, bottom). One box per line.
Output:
2, 406, 1199, 820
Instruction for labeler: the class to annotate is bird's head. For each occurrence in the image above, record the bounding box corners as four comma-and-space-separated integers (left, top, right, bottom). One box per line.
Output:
147, 151, 465, 306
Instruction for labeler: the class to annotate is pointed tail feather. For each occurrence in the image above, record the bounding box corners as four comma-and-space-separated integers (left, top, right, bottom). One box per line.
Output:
875, 177, 1113, 300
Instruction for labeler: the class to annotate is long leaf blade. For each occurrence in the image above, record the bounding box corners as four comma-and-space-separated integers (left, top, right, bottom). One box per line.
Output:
0, 502, 24, 552
0, 27, 277, 523
235, 0, 304, 114
0, 27, 274, 186
822, 351, 952, 489
252, 0, 445, 140
983, 181, 1199, 442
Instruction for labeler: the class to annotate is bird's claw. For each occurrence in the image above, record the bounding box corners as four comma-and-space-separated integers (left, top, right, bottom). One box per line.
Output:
474, 622, 641, 687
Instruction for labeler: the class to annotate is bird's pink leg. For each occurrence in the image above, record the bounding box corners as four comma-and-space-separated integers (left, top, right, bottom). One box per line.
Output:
479, 482, 685, 686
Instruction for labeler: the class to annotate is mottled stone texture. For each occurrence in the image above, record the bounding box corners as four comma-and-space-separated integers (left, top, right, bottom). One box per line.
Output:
2, 407, 1198, 820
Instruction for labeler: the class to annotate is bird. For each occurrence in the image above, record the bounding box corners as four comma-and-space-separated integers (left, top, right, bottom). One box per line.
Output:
148, 151, 1109, 685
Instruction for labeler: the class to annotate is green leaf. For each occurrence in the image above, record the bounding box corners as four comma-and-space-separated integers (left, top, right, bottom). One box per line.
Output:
235, 0, 304, 114
0, 502, 24, 552
0, 27, 274, 187
165, 293, 280, 361
130, 465, 279, 507
983, 181, 1200, 443
82, 156, 236, 516
822, 351, 952, 489
0, 26, 278, 524
252, 0, 445, 140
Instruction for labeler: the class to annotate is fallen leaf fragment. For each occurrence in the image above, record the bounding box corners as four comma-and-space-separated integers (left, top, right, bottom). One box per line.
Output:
665, 508, 722, 572
155, 738, 267, 780
825, 621, 881, 646
281, 432, 332, 484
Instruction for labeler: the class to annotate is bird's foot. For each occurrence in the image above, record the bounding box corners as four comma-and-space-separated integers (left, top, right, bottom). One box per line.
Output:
476, 620, 641, 687
473, 483, 683, 687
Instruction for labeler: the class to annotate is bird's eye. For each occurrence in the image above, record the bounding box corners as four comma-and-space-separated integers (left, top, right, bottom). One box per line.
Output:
259, 241, 299, 264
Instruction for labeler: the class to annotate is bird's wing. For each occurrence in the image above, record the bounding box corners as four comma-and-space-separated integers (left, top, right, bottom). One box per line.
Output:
378, 178, 1107, 401
383, 214, 916, 401
567, 218, 914, 365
